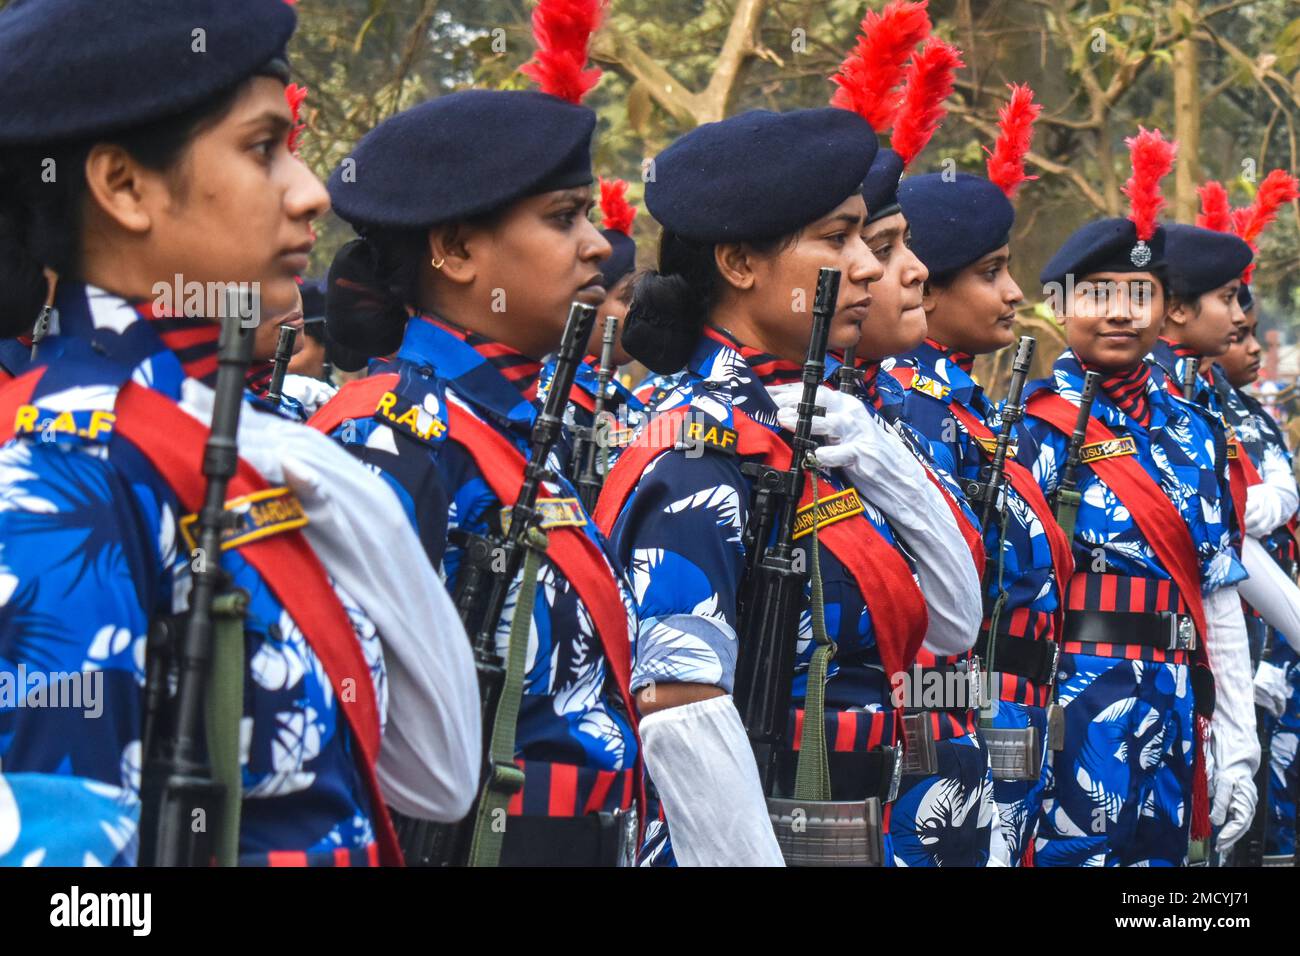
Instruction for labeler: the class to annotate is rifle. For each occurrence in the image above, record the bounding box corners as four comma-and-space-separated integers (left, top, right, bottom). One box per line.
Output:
733, 267, 839, 792
574, 315, 619, 512
29, 305, 52, 361
966, 336, 1035, 529
398, 301, 598, 867
835, 343, 862, 393
1053, 371, 1101, 542
1181, 356, 1201, 397
266, 325, 298, 405
139, 288, 255, 866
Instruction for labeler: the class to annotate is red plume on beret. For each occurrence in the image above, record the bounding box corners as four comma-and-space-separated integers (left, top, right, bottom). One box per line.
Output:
521, 0, 608, 105
984, 84, 1040, 199
890, 37, 963, 168
1234, 169, 1299, 283
1121, 127, 1177, 244
598, 176, 637, 235
830, 0, 932, 131
285, 83, 308, 154
1194, 180, 1233, 233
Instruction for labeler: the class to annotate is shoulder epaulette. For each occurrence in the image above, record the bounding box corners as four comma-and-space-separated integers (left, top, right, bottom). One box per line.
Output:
372, 364, 449, 447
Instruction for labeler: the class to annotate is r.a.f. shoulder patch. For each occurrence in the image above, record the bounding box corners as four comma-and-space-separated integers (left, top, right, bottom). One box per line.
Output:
911, 375, 951, 403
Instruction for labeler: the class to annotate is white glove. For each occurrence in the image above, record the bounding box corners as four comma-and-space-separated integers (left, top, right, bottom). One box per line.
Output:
769, 384, 982, 657
1244, 463, 1299, 538
180, 379, 483, 822
639, 695, 785, 866
1237, 536, 1300, 655
1253, 660, 1290, 719
280, 374, 339, 418
1212, 767, 1258, 854
1202, 586, 1260, 854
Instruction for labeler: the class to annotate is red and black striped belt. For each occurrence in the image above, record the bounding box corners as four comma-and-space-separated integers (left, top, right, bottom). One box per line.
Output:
1062, 573, 1197, 653
979, 609, 1059, 686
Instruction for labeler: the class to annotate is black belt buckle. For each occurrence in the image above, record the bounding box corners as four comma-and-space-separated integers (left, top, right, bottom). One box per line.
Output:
1162, 611, 1197, 651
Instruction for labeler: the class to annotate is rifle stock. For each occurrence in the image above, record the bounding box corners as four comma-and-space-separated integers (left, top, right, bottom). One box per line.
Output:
405, 301, 597, 866
734, 267, 839, 790
139, 288, 254, 866
1052, 371, 1100, 541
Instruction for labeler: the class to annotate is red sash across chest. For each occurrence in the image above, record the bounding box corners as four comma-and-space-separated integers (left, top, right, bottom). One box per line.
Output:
889, 366, 1075, 637
0, 369, 402, 865
310, 375, 645, 823
595, 404, 930, 680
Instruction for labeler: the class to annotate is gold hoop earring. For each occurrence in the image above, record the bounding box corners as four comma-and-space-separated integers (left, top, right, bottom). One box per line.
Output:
431, 255, 445, 270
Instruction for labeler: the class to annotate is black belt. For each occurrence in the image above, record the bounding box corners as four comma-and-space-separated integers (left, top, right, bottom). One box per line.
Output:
499, 813, 630, 867
980, 630, 1059, 685
898, 660, 980, 716
1063, 609, 1197, 652
392, 810, 631, 867
773, 748, 897, 803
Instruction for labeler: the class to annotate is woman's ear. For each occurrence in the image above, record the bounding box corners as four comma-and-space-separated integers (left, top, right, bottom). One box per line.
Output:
921, 281, 939, 316
1164, 296, 1191, 329
429, 223, 476, 286
82, 144, 154, 234
714, 242, 756, 292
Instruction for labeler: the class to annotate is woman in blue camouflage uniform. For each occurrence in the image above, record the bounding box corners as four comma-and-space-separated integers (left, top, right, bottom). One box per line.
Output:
0, 0, 479, 867
1216, 295, 1300, 865
1019, 133, 1259, 864
310, 8, 642, 866
877, 95, 1074, 866
601, 107, 984, 866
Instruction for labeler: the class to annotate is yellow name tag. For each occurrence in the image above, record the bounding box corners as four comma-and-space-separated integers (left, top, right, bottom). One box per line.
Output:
376, 390, 447, 443
179, 486, 309, 553
500, 497, 588, 535
792, 487, 865, 540
1227, 441, 1240, 460
1079, 436, 1138, 464
912, 375, 951, 402
973, 434, 1018, 459
679, 418, 738, 455
13, 404, 117, 442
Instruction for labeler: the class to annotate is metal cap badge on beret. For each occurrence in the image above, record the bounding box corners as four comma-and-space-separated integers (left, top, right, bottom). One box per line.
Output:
1038, 217, 1168, 289
898, 173, 1015, 279
0, 0, 296, 145
644, 108, 878, 244
1164, 223, 1253, 301
328, 90, 597, 230
1039, 129, 1179, 289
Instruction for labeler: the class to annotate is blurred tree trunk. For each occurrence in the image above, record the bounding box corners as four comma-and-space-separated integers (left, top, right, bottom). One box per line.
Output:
1173, 0, 1202, 221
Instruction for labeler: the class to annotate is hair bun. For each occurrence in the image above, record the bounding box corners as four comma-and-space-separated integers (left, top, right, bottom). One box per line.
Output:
325, 237, 409, 366
621, 271, 707, 375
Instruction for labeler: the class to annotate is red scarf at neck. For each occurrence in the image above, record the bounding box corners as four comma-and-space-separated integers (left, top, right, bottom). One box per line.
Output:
424, 314, 543, 400
926, 337, 974, 375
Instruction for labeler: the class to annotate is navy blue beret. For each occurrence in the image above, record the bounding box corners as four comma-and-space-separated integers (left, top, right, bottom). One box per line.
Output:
1164, 223, 1254, 300
1238, 282, 1254, 312
329, 90, 596, 230
600, 230, 637, 288
862, 149, 905, 224
1039, 217, 1168, 289
644, 108, 877, 243
0, 0, 295, 145
898, 173, 1015, 279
